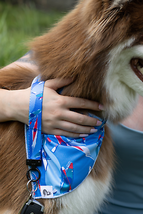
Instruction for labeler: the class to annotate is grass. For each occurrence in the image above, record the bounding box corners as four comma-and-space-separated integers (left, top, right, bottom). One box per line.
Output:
0, 3, 65, 67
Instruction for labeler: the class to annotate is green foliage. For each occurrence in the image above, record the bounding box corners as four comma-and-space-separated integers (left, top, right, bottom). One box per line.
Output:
0, 3, 64, 67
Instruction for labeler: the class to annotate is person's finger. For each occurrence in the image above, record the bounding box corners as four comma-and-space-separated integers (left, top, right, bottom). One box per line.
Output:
62, 96, 104, 111
44, 79, 104, 111
53, 120, 98, 134
59, 110, 102, 127
44, 78, 73, 91
46, 128, 88, 138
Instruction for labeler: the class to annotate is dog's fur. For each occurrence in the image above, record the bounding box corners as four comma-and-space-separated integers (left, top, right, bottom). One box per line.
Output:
1, 0, 143, 213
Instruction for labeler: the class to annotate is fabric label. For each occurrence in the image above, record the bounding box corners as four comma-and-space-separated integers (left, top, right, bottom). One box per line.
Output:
40, 186, 53, 198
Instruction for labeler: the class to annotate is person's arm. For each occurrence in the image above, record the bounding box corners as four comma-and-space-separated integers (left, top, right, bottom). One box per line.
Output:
0, 52, 35, 122
0, 53, 104, 137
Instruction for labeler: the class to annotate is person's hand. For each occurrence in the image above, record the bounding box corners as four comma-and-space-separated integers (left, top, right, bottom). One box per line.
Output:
5, 78, 104, 137
41, 79, 104, 137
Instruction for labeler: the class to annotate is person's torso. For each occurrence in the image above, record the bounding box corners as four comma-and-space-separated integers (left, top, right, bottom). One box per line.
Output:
95, 122, 143, 214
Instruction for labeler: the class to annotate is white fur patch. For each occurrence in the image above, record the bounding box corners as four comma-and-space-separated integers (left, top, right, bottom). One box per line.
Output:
112, 0, 129, 7
104, 38, 143, 121
57, 171, 112, 214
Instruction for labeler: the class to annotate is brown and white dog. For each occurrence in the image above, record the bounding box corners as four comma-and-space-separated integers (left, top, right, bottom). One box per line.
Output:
0, 0, 143, 213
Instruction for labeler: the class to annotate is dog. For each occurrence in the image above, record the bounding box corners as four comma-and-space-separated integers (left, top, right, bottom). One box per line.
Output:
0, 0, 143, 213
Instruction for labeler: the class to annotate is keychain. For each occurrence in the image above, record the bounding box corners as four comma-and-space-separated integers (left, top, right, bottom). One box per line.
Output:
19, 180, 44, 214
20, 198, 44, 214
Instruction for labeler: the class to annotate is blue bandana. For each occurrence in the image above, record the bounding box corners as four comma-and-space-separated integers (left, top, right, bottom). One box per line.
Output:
25, 76, 106, 199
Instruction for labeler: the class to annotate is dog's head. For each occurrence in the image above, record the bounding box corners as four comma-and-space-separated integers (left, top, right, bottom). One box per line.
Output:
31, 0, 143, 122
77, 0, 143, 121
92, 0, 143, 121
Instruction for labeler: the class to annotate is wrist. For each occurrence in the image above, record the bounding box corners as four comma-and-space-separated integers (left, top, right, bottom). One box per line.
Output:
7, 88, 30, 124
0, 89, 13, 121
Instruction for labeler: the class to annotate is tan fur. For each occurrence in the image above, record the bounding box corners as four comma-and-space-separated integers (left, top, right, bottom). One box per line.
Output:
0, 0, 143, 213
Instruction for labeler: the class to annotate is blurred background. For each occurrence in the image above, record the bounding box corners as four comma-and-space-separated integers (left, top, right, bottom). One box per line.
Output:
0, 0, 77, 67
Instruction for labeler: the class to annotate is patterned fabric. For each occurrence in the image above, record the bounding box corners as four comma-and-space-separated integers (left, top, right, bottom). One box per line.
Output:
25, 76, 106, 199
